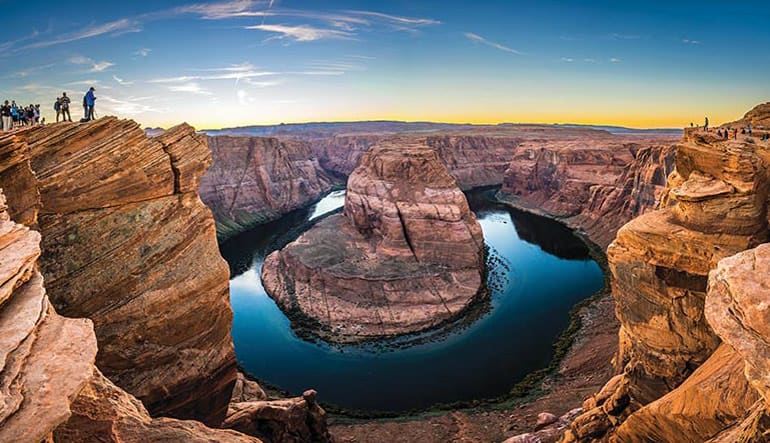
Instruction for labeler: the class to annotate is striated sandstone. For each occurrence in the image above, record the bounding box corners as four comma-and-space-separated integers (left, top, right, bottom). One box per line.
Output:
0, 118, 237, 425
200, 135, 334, 240
565, 130, 769, 441
54, 369, 262, 443
263, 143, 485, 342
223, 389, 331, 443
0, 190, 99, 443
500, 136, 676, 249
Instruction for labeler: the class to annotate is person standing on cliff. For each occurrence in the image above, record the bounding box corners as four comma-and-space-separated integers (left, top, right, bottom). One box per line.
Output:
60, 92, 72, 122
0, 101, 11, 131
83, 87, 96, 121
704, 116, 709, 132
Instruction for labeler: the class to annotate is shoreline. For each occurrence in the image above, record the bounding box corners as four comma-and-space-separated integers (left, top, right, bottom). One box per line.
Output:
229, 186, 617, 429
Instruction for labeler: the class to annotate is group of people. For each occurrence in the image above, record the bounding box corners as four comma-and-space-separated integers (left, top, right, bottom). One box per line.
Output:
0, 87, 97, 132
0, 101, 42, 131
55, 87, 97, 123
692, 117, 767, 141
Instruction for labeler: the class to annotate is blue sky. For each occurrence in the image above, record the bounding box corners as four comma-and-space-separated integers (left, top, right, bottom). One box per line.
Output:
1, 0, 769, 128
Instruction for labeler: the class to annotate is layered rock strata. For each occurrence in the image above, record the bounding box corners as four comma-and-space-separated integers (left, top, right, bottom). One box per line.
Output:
262, 143, 485, 342
564, 132, 769, 441
500, 138, 676, 248
0, 119, 237, 425
200, 135, 334, 240
0, 190, 98, 443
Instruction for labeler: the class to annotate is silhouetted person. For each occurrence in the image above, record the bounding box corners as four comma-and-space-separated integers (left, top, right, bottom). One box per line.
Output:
717, 129, 723, 138
83, 87, 96, 121
690, 122, 694, 127
60, 92, 72, 122
0, 101, 11, 131
748, 123, 753, 135
705, 116, 709, 132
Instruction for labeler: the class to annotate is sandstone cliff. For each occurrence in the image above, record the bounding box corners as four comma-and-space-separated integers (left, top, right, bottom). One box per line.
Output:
262, 142, 485, 342
564, 129, 769, 442
0, 189, 97, 442
499, 136, 676, 249
310, 133, 520, 188
200, 135, 335, 240
0, 119, 236, 425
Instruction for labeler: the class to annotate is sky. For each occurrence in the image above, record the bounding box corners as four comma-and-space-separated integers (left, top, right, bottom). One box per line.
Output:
1, 0, 769, 129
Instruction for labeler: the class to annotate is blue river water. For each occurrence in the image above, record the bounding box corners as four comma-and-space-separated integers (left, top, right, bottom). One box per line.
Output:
220, 189, 605, 413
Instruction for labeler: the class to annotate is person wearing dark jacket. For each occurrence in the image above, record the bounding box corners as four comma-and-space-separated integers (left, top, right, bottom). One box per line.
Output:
83, 87, 96, 121
60, 92, 72, 122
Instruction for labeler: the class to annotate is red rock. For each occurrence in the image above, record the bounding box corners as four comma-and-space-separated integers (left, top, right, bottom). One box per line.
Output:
0, 118, 237, 425
263, 143, 485, 342
200, 135, 334, 240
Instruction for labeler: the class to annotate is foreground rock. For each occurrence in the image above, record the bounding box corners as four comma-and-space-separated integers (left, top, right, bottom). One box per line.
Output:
564, 128, 769, 441
263, 143, 485, 342
200, 136, 334, 240
54, 369, 262, 443
0, 119, 237, 425
0, 190, 98, 443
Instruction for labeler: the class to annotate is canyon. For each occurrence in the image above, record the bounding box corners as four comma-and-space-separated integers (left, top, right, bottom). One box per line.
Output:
261, 142, 486, 342
2, 102, 769, 443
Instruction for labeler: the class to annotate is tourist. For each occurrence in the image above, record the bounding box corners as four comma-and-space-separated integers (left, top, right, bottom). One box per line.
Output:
690, 122, 694, 127
60, 92, 72, 122
83, 87, 96, 121
742, 128, 747, 135
0, 101, 11, 131
734, 128, 738, 140
717, 129, 723, 138
705, 116, 709, 132
10, 101, 19, 128
748, 123, 753, 135
54, 98, 62, 122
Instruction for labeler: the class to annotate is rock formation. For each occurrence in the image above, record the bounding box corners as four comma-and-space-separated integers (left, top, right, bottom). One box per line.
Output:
563, 129, 769, 441
499, 136, 677, 248
0, 119, 237, 425
200, 135, 335, 240
0, 189, 98, 442
311, 133, 520, 188
262, 142, 485, 342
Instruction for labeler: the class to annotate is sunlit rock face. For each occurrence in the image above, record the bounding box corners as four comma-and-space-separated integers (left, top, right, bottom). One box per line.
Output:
0, 119, 237, 426
262, 142, 485, 342
200, 135, 334, 240
500, 136, 677, 249
0, 189, 98, 443
563, 128, 769, 442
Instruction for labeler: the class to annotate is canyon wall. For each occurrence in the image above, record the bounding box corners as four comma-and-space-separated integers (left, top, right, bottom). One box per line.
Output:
0, 119, 237, 426
200, 135, 334, 241
499, 137, 676, 249
262, 143, 485, 342
310, 133, 520, 188
563, 126, 770, 442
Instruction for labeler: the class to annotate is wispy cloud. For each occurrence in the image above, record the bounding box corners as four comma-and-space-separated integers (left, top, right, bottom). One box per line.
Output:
609, 33, 641, 40
167, 82, 213, 95
113, 75, 134, 86
148, 65, 277, 83
69, 56, 116, 72
174, 0, 265, 20
26, 18, 141, 49
682, 38, 701, 45
134, 47, 152, 56
246, 24, 354, 41
610, 57, 622, 63
344, 10, 440, 27
583, 58, 597, 63
561, 57, 574, 62
101, 95, 166, 115
464, 32, 523, 55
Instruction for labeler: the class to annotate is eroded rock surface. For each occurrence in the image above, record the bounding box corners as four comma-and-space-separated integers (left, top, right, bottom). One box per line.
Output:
0, 118, 237, 425
0, 190, 98, 443
263, 143, 485, 342
500, 136, 677, 248
200, 135, 334, 240
564, 130, 769, 441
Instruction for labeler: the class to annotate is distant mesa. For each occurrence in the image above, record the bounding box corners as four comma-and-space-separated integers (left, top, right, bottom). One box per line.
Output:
261, 142, 486, 342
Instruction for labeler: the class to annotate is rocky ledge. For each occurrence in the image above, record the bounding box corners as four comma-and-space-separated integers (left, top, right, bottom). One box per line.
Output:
200, 135, 334, 241
262, 142, 485, 342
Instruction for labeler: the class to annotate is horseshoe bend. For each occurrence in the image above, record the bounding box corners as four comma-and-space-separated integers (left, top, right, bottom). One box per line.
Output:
3, 2, 770, 441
